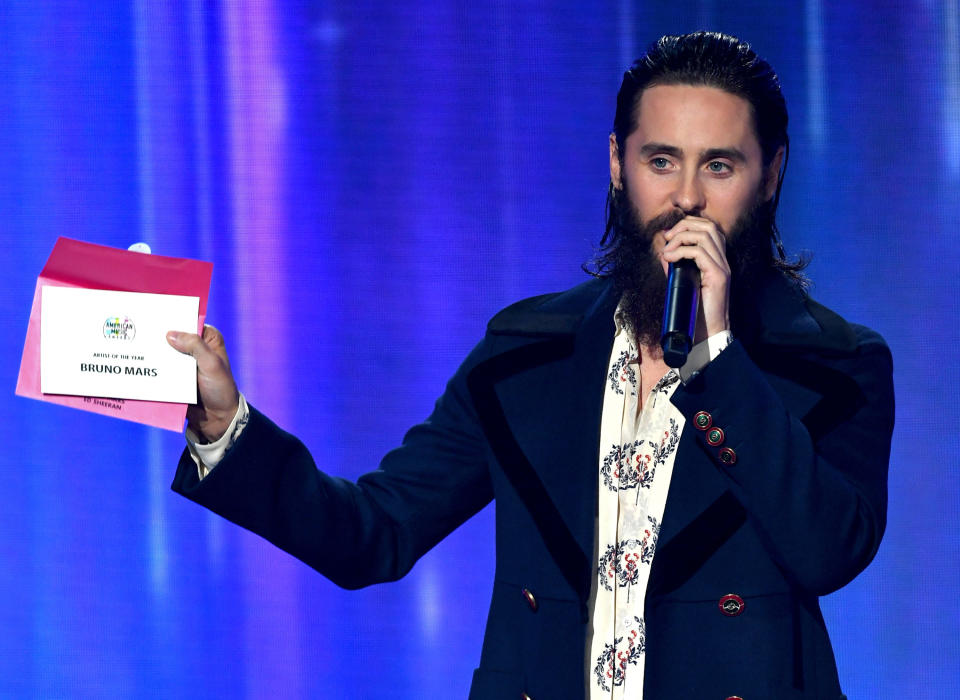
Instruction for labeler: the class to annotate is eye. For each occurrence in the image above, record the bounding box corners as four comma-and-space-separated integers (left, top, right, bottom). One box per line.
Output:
707, 161, 731, 174
651, 157, 671, 170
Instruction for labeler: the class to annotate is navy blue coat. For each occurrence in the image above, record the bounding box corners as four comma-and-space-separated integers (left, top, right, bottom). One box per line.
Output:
173, 274, 893, 699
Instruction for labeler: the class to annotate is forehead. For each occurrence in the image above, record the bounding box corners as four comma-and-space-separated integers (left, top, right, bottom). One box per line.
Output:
629, 84, 761, 158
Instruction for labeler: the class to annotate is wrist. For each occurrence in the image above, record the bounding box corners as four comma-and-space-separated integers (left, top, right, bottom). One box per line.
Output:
705, 317, 730, 337
190, 399, 240, 443
695, 309, 730, 344
202, 410, 238, 443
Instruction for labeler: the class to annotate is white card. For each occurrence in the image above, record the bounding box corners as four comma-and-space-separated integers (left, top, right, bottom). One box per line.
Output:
40, 287, 199, 404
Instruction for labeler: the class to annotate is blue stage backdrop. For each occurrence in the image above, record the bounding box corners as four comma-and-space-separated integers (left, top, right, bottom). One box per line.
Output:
1, 1, 957, 697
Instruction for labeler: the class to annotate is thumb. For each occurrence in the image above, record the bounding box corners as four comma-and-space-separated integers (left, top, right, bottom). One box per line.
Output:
166, 330, 206, 358
167, 327, 232, 378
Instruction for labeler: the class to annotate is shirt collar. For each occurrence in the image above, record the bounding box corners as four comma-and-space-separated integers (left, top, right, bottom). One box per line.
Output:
612, 300, 732, 384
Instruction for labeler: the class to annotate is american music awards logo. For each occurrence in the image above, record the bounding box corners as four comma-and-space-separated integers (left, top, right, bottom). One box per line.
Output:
103, 316, 136, 340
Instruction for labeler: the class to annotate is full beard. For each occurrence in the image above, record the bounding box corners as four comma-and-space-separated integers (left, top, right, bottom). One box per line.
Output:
608, 187, 773, 349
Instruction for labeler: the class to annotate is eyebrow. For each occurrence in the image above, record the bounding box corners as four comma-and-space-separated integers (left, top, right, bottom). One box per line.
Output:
639, 143, 748, 163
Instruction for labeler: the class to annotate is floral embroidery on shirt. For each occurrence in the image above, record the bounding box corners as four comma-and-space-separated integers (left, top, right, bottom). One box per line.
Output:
226, 408, 249, 452
600, 441, 649, 492
593, 616, 646, 692
597, 516, 660, 599
600, 418, 678, 497
649, 370, 679, 407
607, 350, 638, 395
649, 418, 680, 472
591, 306, 694, 700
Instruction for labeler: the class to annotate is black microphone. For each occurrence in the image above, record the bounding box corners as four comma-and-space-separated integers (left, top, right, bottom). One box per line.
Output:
660, 259, 700, 368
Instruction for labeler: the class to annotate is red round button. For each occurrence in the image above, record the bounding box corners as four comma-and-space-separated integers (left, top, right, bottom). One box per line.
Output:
706, 426, 725, 446
719, 447, 737, 465
719, 593, 745, 616
521, 587, 538, 612
693, 411, 712, 430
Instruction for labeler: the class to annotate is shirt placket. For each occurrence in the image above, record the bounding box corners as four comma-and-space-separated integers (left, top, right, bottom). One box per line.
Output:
613, 341, 645, 699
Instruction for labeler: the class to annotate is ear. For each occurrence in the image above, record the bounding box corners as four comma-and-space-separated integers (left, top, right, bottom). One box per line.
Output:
763, 146, 785, 202
609, 133, 623, 190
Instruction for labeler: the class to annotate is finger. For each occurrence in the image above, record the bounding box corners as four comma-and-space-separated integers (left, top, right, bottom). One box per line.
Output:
661, 251, 726, 284
166, 330, 209, 359
166, 329, 228, 378
664, 216, 715, 233
168, 325, 224, 358
661, 233, 728, 273
663, 229, 725, 255
199, 325, 233, 368
664, 216, 724, 240
200, 324, 226, 351
663, 220, 726, 252
663, 220, 729, 262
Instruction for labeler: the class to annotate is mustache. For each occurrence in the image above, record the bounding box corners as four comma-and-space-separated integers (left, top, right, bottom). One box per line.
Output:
644, 208, 687, 235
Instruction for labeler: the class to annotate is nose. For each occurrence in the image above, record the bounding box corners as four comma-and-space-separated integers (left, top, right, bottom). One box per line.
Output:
670, 171, 705, 214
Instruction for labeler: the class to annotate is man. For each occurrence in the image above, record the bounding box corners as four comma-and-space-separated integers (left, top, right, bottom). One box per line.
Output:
167, 32, 893, 699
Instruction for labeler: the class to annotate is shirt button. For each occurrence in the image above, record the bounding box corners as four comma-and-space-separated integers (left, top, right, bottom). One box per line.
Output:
706, 426, 725, 446
719, 593, 745, 616
693, 411, 712, 430
521, 587, 538, 612
719, 447, 737, 466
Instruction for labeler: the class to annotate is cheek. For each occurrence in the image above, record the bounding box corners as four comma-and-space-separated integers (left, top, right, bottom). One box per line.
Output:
708, 182, 761, 228
628, 172, 669, 213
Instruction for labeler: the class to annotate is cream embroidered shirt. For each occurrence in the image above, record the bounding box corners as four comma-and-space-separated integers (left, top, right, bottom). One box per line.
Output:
587, 311, 732, 698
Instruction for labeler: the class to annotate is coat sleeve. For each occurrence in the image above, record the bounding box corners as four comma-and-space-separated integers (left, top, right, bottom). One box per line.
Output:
170, 339, 495, 590
669, 328, 894, 595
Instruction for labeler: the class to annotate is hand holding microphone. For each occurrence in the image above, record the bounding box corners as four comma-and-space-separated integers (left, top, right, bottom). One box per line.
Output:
658, 216, 732, 367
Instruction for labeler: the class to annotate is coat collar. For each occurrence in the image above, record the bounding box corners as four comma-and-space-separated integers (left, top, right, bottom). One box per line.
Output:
747, 271, 859, 354
486, 272, 859, 356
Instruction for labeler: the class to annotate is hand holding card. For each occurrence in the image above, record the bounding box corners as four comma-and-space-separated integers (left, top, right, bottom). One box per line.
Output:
15, 237, 213, 431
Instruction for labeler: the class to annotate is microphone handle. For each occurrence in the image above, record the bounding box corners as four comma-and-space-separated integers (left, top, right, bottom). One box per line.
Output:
660, 259, 700, 368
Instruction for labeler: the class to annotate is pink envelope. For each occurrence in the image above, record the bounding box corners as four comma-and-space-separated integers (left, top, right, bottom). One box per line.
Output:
15, 237, 213, 431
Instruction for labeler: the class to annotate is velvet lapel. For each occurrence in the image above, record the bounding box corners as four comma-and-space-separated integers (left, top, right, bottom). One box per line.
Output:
468, 280, 618, 608
648, 273, 864, 597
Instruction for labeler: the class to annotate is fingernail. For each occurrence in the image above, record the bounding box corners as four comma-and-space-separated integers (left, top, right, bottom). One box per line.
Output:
166, 331, 180, 343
